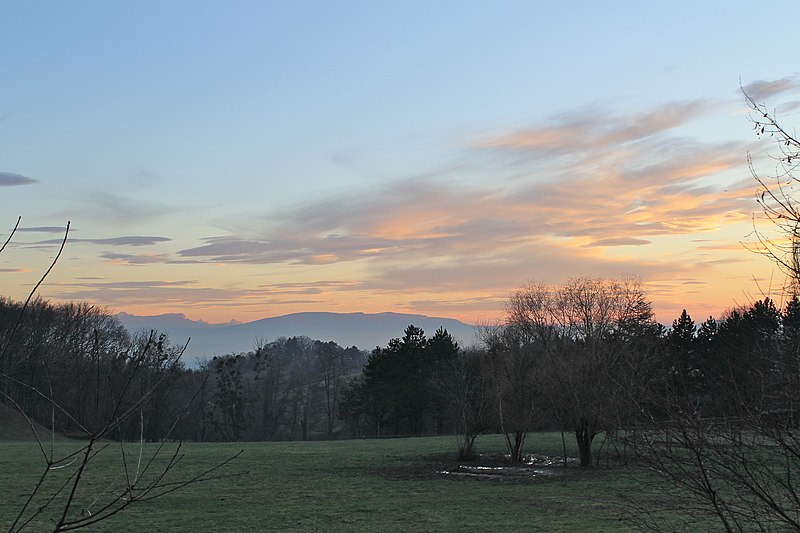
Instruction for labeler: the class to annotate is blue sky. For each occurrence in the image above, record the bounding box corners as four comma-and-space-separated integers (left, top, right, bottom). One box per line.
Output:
2, 1, 800, 324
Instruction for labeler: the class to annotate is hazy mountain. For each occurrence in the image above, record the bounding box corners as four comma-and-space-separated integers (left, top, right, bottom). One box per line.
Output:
116, 311, 479, 364
116, 312, 215, 330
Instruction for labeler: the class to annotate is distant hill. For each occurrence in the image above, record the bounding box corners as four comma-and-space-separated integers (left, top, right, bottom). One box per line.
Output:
116, 311, 479, 365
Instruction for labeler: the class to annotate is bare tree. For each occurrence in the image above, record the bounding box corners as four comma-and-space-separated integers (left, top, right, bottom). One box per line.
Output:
1, 218, 243, 532
437, 346, 489, 460
505, 277, 656, 467
480, 324, 539, 463
623, 405, 800, 531
615, 82, 800, 528
285, 337, 318, 441
745, 85, 800, 288
252, 337, 291, 440
620, 300, 800, 532
315, 340, 345, 438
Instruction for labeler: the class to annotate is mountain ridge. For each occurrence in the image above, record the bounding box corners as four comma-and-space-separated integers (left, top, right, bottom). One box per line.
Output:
116, 311, 479, 364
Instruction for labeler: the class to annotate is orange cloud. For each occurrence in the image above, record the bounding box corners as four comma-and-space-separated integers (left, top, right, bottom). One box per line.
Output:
12, 99, 777, 328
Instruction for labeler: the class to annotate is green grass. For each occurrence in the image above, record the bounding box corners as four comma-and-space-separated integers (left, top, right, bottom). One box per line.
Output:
0, 433, 683, 532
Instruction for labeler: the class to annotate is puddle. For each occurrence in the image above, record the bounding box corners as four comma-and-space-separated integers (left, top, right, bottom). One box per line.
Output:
436, 454, 578, 481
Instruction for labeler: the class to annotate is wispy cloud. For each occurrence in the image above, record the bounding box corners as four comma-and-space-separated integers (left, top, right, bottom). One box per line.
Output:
256, 280, 363, 296
68, 280, 196, 289
165, 102, 753, 318
178, 154, 746, 272
475, 100, 711, 154
588, 238, 652, 247
0, 172, 38, 187
742, 77, 799, 102
34, 236, 171, 247
30, 98, 765, 325
45, 278, 315, 313
101, 252, 171, 265
58, 192, 174, 225
17, 226, 70, 233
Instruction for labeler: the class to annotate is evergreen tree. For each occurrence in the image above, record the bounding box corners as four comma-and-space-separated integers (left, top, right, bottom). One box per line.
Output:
668, 310, 696, 370
667, 309, 700, 402
341, 325, 460, 436
426, 327, 460, 434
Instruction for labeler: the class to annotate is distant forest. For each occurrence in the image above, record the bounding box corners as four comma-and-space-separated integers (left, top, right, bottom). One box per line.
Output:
3, 283, 798, 465
0, 296, 369, 443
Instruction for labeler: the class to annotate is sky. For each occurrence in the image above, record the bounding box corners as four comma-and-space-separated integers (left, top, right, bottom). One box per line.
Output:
2, 1, 800, 327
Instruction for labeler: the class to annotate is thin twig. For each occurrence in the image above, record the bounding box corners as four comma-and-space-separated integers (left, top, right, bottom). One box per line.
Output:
0, 216, 21, 254
0, 221, 70, 361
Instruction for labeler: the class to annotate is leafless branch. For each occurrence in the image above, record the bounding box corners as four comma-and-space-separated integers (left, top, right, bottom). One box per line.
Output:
2, 218, 243, 532
0, 216, 21, 255
1, 221, 70, 361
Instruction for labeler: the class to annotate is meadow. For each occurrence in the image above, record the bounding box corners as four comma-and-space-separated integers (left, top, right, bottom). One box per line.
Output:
0, 433, 693, 532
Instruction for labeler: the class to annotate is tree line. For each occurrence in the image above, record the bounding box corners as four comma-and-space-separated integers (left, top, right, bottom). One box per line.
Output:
6, 274, 800, 530
3, 283, 798, 453
199, 336, 365, 441
0, 296, 187, 442
0, 296, 366, 443
333, 275, 800, 529
335, 278, 800, 468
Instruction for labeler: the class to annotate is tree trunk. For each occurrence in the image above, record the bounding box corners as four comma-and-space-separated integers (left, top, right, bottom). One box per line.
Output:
327, 406, 334, 438
576, 426, 593, 467
458, 433, 478, 460
512, 431, 526, 463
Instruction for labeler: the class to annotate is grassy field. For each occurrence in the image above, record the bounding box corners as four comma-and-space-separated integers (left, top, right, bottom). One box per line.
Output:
0, 433, 685, 532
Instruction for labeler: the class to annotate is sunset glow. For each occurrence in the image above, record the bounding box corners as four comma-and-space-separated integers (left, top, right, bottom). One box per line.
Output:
2, 2, 800, 327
